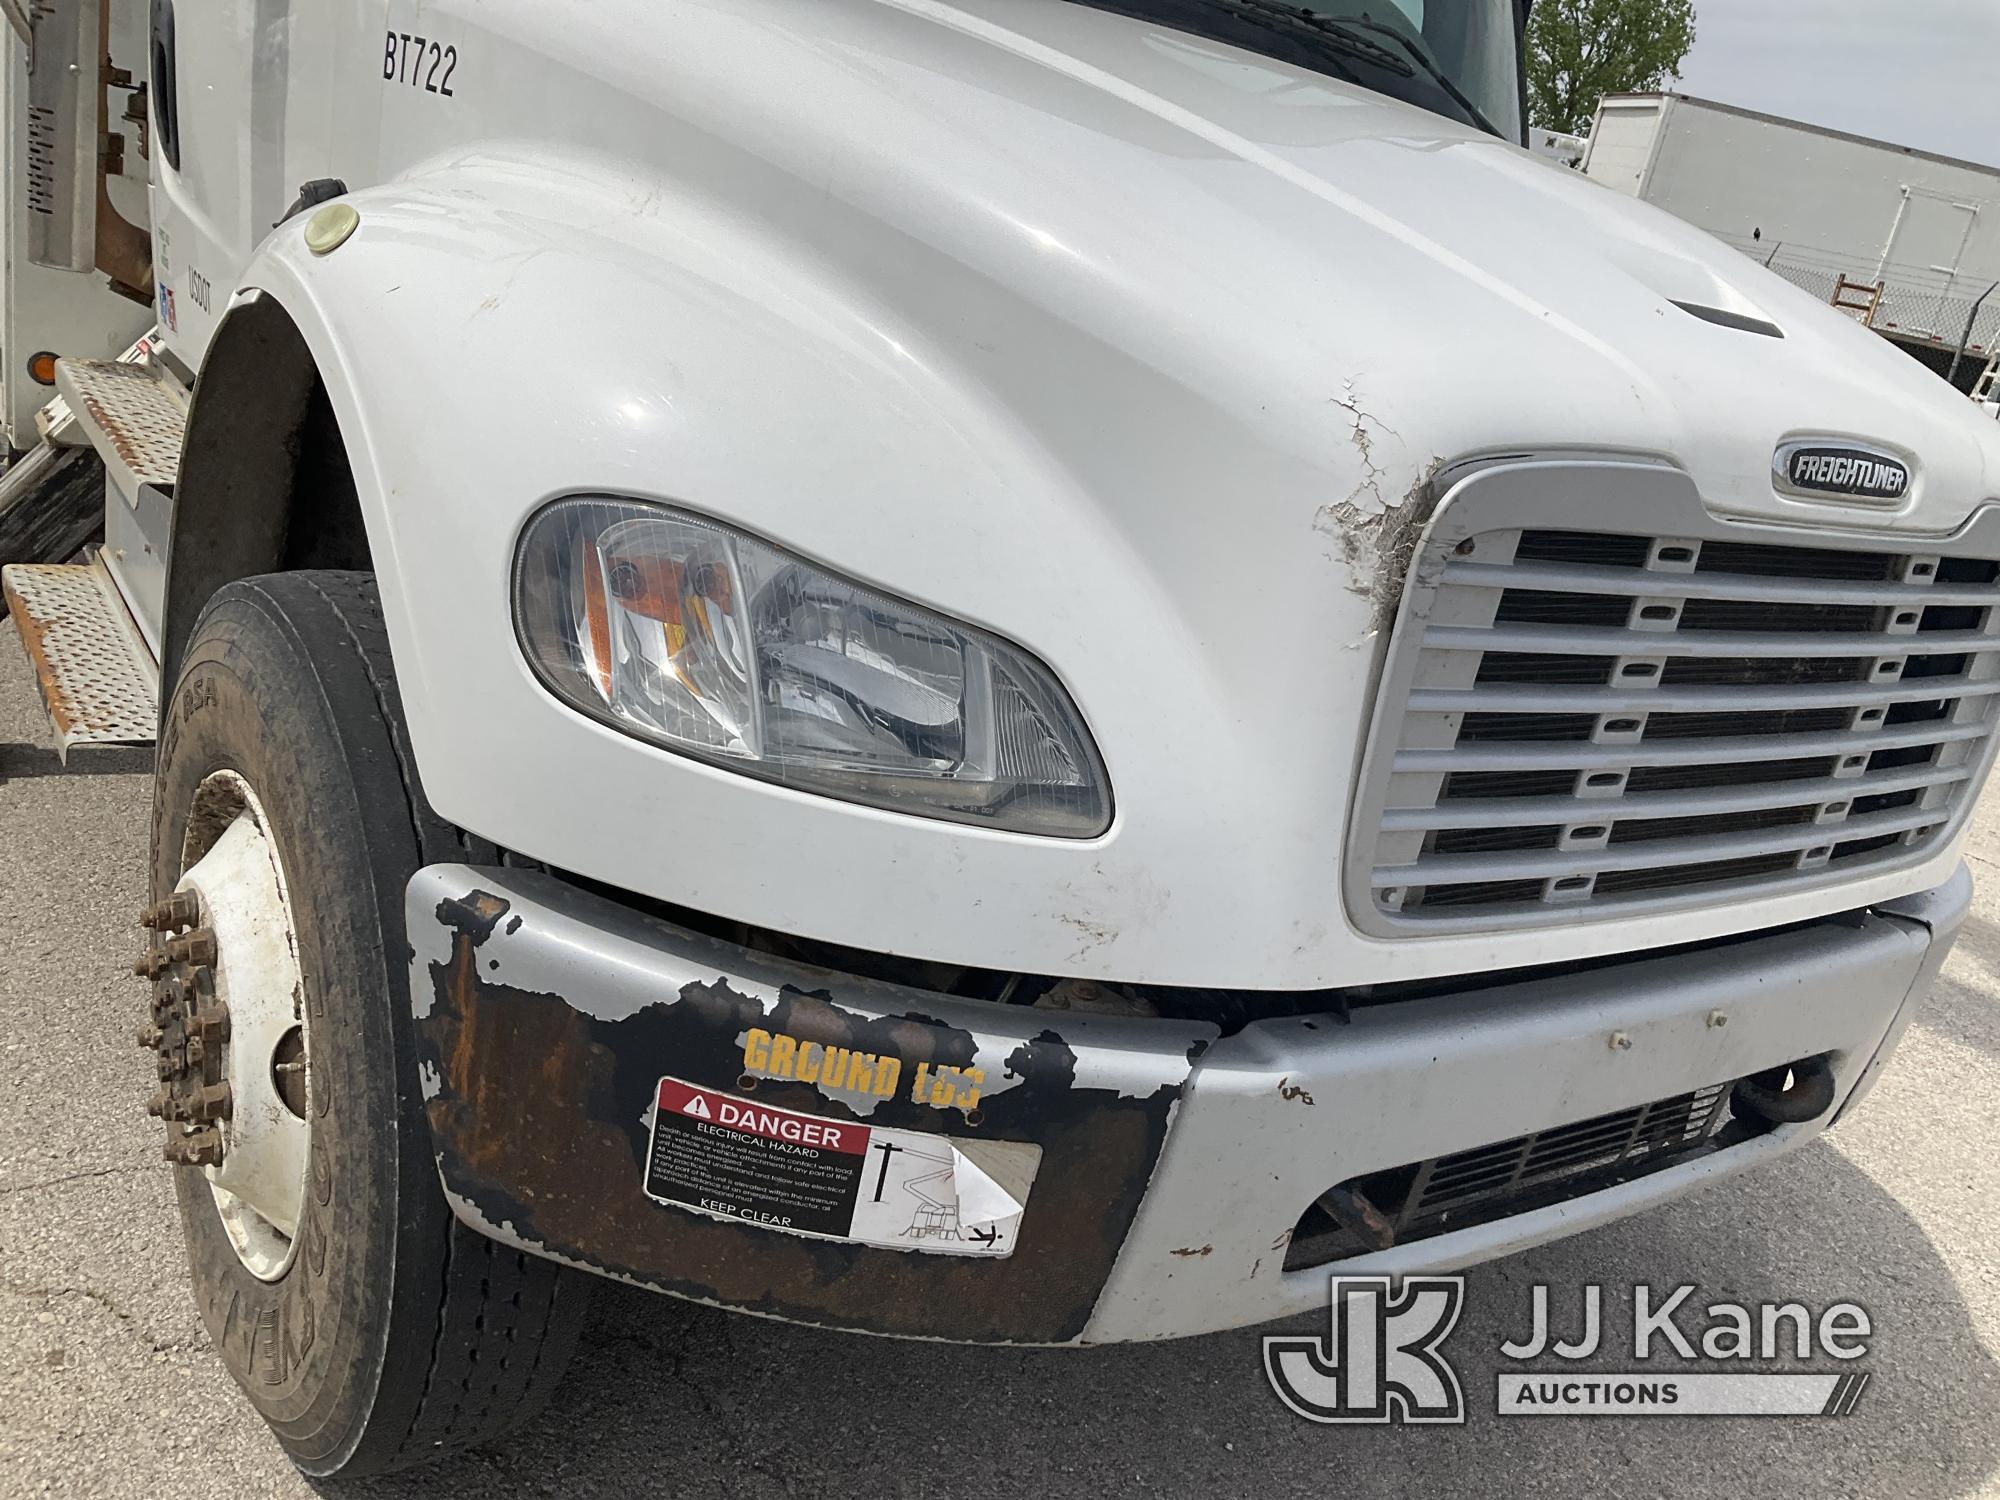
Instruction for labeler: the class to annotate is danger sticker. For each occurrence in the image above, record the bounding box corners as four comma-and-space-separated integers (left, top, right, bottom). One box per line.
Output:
643, 1077, 1039, 1257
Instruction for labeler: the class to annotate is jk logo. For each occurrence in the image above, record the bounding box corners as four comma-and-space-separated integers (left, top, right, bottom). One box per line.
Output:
1263, 1276, 1466, 1424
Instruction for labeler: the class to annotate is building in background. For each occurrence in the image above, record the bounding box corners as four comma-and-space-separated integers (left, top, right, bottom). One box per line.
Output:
1582, 92, 2000, 395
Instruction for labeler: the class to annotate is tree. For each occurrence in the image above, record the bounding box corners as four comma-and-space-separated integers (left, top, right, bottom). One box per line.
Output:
1528, 0, 1698, 136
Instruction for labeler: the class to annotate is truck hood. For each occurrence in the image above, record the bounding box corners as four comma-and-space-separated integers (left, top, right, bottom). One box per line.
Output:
703, 0, 2000, 537
337, 0, 2000, 986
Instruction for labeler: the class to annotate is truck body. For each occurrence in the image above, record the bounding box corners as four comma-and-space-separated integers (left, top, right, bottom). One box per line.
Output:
1584, 91, 2000, 382
1, 0, 1996, 1475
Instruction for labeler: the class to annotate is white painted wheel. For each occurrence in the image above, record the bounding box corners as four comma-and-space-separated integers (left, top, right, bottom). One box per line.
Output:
175, 771, 311, 1282
151, 573, 582, 1476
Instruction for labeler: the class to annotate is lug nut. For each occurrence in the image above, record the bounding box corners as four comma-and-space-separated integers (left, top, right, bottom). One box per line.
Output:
191, 1083, 233, 1123
134, 1024, 162, 1049
167, 928, 217, 968
144, 1088, 168, 1118
164, 1129, 223, 1168
139, 892, 200, 933
191, 1004, 230, 1044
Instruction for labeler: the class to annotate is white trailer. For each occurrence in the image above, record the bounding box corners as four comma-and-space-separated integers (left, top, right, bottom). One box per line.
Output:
1583, 92, 2000, 383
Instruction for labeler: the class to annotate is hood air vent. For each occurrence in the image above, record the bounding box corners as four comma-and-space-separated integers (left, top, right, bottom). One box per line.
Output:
1671, 300, 1785, 339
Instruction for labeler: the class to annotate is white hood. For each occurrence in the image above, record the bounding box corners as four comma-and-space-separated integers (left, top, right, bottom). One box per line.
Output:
339, 0, 2000, 985
810, 0, 2000, 533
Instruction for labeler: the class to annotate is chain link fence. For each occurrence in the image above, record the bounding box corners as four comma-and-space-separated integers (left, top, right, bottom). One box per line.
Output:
1713, 230, 2000, 383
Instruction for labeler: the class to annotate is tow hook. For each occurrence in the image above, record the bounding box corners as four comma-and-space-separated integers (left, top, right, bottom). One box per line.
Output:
1731, 1053, 1837, 1127
135, 896, 232, 1168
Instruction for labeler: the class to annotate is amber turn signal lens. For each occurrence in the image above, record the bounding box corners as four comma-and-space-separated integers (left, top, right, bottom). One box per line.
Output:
26, 351, 58, 386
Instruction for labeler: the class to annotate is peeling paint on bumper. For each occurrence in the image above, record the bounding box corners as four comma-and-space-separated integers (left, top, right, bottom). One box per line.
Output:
407, 863, 1970, 1345
406, 865, 1215, 1345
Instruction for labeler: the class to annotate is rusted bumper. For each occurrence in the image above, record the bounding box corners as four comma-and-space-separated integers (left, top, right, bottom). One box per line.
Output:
407, 865, 1217, 1345
410, 863, 1970, 1346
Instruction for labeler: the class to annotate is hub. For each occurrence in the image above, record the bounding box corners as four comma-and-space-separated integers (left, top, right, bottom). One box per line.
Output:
138, 771, 310, 1281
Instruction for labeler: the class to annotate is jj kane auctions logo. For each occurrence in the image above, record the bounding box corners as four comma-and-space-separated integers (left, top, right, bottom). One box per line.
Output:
1266, 1279, 1873, 1422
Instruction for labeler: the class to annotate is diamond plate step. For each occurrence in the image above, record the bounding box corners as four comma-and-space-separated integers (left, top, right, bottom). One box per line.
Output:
35, 331, 169, 449
2, 557, 158, 756
51, 357, 186, 506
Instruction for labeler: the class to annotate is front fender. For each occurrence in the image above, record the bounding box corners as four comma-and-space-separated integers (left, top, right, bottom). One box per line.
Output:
194, 155, 1369, 988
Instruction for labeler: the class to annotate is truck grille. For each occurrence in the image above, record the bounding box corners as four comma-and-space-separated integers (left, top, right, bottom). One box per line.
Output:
1404, 1081, 1729, 1226
1351, 508, 2000, 932
1286, 1081, 1735, 1268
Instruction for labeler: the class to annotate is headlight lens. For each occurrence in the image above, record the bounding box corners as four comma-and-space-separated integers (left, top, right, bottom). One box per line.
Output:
512, 498, 1111, 837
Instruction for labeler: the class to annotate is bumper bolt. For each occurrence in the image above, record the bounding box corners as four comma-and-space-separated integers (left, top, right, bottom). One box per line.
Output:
1707, 1009, 1729, 1029
1609, 1030, 1633, 1051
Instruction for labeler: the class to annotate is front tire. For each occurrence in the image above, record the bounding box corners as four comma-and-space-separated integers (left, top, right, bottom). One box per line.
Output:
148, 571, 586, 1477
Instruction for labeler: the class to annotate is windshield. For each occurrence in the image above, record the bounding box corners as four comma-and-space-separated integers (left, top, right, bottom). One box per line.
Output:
1061, 0, 1524, 141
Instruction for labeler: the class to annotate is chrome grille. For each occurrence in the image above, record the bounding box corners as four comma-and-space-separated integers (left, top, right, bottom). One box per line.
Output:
1348, 469, 2000, 934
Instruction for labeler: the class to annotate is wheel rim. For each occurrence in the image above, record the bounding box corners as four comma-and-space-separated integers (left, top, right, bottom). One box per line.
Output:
169, 772, 313, 1282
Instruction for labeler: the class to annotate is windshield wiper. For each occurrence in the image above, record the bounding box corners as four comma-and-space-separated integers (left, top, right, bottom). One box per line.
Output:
1324, 12, 1508, 139
1222, 0, 1507, 140
1210, 0, 1415, 80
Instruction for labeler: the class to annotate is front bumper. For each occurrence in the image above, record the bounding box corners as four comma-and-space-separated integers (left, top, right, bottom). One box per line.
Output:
407, 863, 1970, 1345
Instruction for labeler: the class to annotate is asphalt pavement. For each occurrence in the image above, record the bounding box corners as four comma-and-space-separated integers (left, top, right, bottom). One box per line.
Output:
2, 618, 1996, 1499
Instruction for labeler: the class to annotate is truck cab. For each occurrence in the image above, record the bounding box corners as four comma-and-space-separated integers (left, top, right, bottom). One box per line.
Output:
3, 0, 1996, 1477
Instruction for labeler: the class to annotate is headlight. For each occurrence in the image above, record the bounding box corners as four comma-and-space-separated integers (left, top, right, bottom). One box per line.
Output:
512, 497, 1111, 837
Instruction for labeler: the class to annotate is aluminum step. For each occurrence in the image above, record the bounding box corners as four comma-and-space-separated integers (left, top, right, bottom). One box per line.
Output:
2, 556, 158, 755
51, 356, 186, 507
35, 331, 170, 449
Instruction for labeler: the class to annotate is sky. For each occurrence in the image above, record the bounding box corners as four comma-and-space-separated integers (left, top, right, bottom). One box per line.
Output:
1674, 0, 2000, 168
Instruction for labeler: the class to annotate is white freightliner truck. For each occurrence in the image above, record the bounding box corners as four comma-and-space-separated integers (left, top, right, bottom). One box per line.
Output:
2, 0, 1997, 1477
